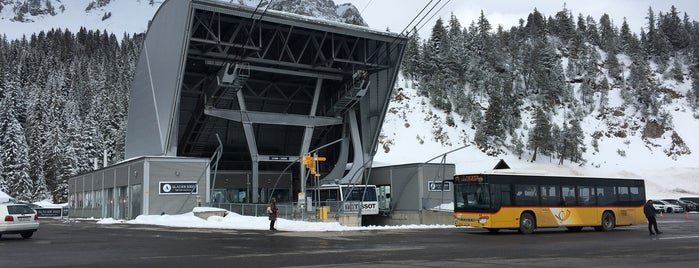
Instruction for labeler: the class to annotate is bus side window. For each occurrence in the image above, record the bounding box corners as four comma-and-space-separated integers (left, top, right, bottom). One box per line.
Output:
562, 186, 575, 206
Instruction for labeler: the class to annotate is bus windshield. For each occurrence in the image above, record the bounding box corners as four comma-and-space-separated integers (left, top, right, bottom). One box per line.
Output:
454, 182, 490, 211
342, 186, 378, 202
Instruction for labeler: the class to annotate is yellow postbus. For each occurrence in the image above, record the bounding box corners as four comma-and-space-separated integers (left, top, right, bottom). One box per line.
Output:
453, 171, 646, 234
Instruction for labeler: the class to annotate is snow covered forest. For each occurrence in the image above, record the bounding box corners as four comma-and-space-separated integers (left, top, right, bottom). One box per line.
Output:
0, 29, 143, 202
1, 5, 699, 203
396, 6, 698, 163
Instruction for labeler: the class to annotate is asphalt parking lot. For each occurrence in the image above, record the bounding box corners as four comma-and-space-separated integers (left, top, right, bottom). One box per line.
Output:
1, 212, 698, 267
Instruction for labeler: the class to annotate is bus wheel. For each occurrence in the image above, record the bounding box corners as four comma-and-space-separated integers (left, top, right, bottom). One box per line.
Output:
486, 228, 500, 233
518, 213, 536, 234
599, 211, 615, 232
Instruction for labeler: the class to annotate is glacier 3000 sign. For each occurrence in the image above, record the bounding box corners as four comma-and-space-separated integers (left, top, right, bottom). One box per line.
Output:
159, 181, 198, 195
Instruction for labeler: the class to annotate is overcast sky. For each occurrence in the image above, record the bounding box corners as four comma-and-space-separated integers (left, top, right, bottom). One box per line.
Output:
342, 0, 699, 39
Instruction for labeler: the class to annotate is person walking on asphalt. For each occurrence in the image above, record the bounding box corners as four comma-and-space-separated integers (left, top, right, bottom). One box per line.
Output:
644, 200, 662, 235
268, 197, 279, 231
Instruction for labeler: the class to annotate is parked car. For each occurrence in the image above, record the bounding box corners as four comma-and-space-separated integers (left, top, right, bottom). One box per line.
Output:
682, 200, 699, 212
680, 197, 699, 211
651, 200, 667, 213
0, 203, 39, 239
662, 199, 694, 212
657, 200, 684, 213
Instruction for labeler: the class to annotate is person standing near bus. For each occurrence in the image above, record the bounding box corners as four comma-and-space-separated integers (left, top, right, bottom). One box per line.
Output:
644, 200, 662, 235
268, 197, 279, 231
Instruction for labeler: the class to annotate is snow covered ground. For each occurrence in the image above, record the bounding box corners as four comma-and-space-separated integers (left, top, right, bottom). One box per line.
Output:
92, 207, 455, 232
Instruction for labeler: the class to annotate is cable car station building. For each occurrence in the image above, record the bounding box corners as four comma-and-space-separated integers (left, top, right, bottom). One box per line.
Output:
68, 0, 406, 220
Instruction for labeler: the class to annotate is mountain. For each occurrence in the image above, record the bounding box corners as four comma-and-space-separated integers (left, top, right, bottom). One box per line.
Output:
0, 0, 366, 40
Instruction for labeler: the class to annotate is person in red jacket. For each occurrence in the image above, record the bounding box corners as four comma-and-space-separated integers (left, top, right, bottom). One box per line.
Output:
267, 198, 279, 231
644, 200, 662, 235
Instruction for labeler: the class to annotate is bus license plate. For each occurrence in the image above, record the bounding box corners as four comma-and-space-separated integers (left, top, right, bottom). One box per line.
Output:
18, 216, 30, 222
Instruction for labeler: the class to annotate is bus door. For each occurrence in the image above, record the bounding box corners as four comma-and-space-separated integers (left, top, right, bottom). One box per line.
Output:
489, 183, 510, 225
378, 185, 391, 211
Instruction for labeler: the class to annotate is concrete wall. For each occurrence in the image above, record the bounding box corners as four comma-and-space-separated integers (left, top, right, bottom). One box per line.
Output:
369, 163, 455, 211
146, 158, 210, 215
68, 157, 209, 219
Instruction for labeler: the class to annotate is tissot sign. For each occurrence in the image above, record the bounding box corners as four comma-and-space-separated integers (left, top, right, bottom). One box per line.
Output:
159, 181, 198, 195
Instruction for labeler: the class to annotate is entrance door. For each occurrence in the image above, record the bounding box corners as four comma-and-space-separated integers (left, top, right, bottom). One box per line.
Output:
378, 185, 391, 211
105, 188, 114, 218
131, 184, 142, 219
116, 186, 127, 220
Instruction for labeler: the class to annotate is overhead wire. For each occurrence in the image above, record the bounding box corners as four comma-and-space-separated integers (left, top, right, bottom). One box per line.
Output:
359, 0, 373, 15
365, 0, 451, 69
414, 0, 452, 34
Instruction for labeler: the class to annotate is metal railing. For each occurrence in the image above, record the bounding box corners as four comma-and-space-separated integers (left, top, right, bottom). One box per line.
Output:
213, 202, 318, 221
212, 201, 370, 221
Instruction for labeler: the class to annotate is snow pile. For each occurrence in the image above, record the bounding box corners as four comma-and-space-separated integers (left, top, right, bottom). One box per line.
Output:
96, 207, 456, 232
0, 190, 15, 203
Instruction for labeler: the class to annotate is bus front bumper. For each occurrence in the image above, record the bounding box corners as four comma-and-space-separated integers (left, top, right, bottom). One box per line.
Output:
455, 215, 490, 227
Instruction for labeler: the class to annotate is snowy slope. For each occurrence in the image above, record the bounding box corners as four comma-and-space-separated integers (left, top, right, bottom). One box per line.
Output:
374, 75, 699, 200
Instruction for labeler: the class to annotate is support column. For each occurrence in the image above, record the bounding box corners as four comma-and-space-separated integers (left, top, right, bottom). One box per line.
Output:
300, 78, 323, 196
236, 89, 261, 203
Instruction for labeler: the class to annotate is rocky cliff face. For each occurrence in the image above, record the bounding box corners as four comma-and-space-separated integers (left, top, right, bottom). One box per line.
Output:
1, 0, 366, 26
241, 0, 367, 26
0, 0, 60, 22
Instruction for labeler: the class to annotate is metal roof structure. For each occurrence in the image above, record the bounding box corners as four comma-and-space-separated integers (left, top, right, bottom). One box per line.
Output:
125, 0, 406, 202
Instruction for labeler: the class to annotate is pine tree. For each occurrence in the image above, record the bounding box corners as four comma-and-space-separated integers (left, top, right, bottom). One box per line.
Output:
585, 16, 600, 46
446, 13, 467, 84
627, 50, 657, 116
0, 143, 5, 193
0, 92, 33, 201
528, 108, 552, 162
480, 90, 505, 148
401, 28, 421, 79
566, 119, 586, 163
599, 14, 618, 53
558, 118, 586, 165
669, 55, 684, 83
619, 19, 641, 56
659, 6, 689, 50
691, 69, 699, 109
598, 78, 610, 113
553, 5, 575, 42
525, 8, 547, 40
645, 7, 657, 55
606, 51, 623, 84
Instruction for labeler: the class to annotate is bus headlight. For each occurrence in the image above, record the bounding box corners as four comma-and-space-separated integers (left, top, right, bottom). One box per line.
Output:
478, 216, 489, 224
